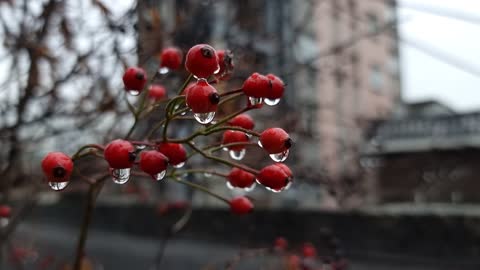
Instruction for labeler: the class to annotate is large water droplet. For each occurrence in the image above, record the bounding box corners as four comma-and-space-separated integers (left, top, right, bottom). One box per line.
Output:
266, 186, 283, 193
136, 144, 147, 150
270, 149, 289, 162
244, 182, 256, 192
48, 181, 69, 191
213, 65, 221, 74
265, 98, 281, 106
257, 140, 263, 147
204, 172, 212, 178
0, 217, 9, 227
173, 162, 185, 169
226, 181, 235, 190
248, 97, 263, 106
255, 178, 262, 185
284, 181, 293, 190
194, 112, 215, 124
110, 168, 131, 184
128, 89, 140, 96
158, 67, 170, 74
154, 170, 166, 181
229, 149, 246, 160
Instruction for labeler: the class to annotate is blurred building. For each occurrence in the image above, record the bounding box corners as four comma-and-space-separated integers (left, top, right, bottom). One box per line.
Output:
138, 0, 402, 208
363, 100, 480, 204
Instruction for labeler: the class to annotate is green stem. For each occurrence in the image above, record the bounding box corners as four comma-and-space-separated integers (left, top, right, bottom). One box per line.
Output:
71, 144, 105, 161
177, 74, 193, 95
170, 176, 229, 204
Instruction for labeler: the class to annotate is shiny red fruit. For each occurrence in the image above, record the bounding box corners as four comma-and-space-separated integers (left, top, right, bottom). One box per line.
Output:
104, 139, 135, 169
228, 114, 255, 130
148, 84, 167, 101
41, 152, 74, 183
123, 67, 147, 92
242, 73, 270, 98
266, 74, 285, 100
302, 242, 317, 258
227, 168, 255, 188
230, 196, 253, 215
260, 128, 292, 154
139, 151, 169, 177
185, 44, 219, 79
0, 205, 11, 218
216, 49, 234, 80
157, 143, 187, 167
274, 163, 293, 177
274, 237, 288, 251
159, 47, 183, 70
222, 130, 249, 151
257, 164, 291, 191
185, 80, 219, 113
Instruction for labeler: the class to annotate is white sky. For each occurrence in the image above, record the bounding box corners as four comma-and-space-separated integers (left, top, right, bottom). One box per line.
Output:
399, 0, 480, 112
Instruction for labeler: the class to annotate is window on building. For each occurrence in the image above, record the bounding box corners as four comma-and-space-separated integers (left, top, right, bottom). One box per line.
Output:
370, 64, 383, 92
367, 12, 380, 34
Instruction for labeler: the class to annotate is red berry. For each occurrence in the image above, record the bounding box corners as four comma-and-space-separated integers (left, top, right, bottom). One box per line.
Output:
0, 205, 11, 218
227, 168, 255, 188
139, 151, 169, 178
266, 74, 285, 100
228, 114, 255, 130
41, 152, 74, 183
302, 242, 317, 258
159, 47, 183, 70
181, 82, 195, 96
274, 163, 293, 177
185, 80, 219, 113
216, 49, 234, 80
104, 139, 135, 169
185, 44, 219, 79
242, 73, 270, 98
260, 128, 292, 154
274, 237, 288, 251
222, 130, 249, 151
229, 196, 253, 215
148, 84, 167, 101
257, 164, 291, 191
123, 67, 147, 92
157, 143, 187, 167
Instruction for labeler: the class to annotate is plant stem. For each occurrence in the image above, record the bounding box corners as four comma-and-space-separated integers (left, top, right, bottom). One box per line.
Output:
171, 176, 229, 204
177, 73, 193, 95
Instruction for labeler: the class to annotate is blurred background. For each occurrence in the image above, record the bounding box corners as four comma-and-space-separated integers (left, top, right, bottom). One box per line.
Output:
1, 0, 480, 269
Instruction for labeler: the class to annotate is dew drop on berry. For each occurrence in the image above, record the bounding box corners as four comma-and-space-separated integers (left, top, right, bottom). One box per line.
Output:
248, 97, 263, 106
222, 147, 229, 152
213, 65, 221, 75
110, 168, 131, 184
173, 162, 185, 169
229, 149, 246, 160
154, 170, 167, 181
255, 178, 261, 185
204, 172, 212, 178
158, 67, 170, 75
180, 110, 187, 116
48, 181, 69, 191
244, 182, 256, 192
128, 89, 140, 96
266, 186, 283, 193
265, 98, 281, 106
246, 133, 252, 138
0, 217, 9, 227
226, 181, 235, 190
136, 144, 147, 150
193, 112, 215, 124
270, 149, 289, 162
284, 181, 293, 190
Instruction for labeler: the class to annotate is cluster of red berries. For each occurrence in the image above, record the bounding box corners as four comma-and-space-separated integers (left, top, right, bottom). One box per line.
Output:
41, 42, 294, 215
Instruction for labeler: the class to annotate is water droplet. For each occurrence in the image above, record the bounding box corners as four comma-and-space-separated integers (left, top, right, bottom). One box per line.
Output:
158, 67, 170, 74
266, 186, 283, 193
0, 217, 9, 227
213, 65, 221, 74
246, 133, 252, 138
48, 181, 69, 191
173, 162, 185, 169
255, 178, 261, 185
229, 149, 246, 160
257, 140, 263, 147
180, 110, 187, 116
194, 112, 215, 124
284, 181, 293, 190
244, 182, 256, 192
222, 147, 229, 152
204, 172, 212, 178
110, 168, 131, 184
154, 170, 166, 181
265, 98, 281, 106
248, 97, 263, 106
136, 144, 147, 150
269, 149, 289, 162
128, 89, 140, 96
226, 181, 235, 190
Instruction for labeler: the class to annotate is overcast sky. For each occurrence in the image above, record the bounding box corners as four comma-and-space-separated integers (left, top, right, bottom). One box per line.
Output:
398, 0, 480, 112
